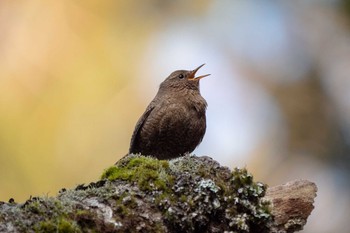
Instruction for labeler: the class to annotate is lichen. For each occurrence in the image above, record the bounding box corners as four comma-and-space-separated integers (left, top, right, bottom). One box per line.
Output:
284, 218, 306, 231
0, 155, 273, 233
101, 155, 273, 233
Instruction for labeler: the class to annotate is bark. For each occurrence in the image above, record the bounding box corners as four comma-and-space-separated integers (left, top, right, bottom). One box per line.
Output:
265, 180, 317, 233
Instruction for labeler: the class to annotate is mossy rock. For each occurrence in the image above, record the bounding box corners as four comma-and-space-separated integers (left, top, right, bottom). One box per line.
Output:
0, 155, 273, 233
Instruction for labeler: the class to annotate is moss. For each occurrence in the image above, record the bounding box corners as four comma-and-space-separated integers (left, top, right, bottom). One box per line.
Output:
35, 220, 56, 233
224, 167, 272, 232
124, 195, 137, 209
1, 155, 273, 233
231, 167, 267, 201
74, 210, 100, 230
138, 169, 159, 191
159, 158, 272, 233
154, 192, 175, 207
198, 165, 209, 177
35, 218, 81, 233
179, 195, 187, 203
58, 219, 81, 233
25, 201, 43, 214
114, 204, 128, 217
113, 194, 138, 218
103, 156, 272, 232
101, 155, 174, 192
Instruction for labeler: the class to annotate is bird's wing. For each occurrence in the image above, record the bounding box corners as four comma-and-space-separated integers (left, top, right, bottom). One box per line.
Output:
129, 102, 155, 153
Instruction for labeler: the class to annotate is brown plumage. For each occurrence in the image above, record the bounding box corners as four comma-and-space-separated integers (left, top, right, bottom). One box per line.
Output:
129, 64, 210, 160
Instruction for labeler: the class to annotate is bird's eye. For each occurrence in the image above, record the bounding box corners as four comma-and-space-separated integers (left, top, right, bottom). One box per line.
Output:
178, 74, 184, 79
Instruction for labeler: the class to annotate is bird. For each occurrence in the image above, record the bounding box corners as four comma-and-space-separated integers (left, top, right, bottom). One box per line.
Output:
129, 64, 210, 160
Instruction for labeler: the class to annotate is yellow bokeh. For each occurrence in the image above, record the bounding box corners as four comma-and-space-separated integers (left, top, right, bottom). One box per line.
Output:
0, 1, 156, 201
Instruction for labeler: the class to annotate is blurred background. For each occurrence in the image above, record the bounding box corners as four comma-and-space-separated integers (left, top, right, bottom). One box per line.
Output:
0, 0, 349, 232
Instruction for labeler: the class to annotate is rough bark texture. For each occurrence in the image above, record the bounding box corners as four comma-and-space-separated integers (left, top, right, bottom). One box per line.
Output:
265, 180, 317, 233
0, 155, 317, 233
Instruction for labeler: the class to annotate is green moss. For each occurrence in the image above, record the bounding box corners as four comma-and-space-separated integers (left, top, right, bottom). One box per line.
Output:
115, 204, 128, 217
113, 194, 137, 218
102, 156, 272, 232
35, 218, 81, 233
126, 196, 137, 209
0, 155, 275, 233
26, 201, 43, 214
224, 167, 272, 232
101, 166, 131, 181
74, 210, 100, 231
35, 221, 56, 233
158, 161, 272, 233
198, 165, 208, 177
179, 195, 187, 203
58, 219, 81, 233
101, 156, 174, 192
154, 191, 177, 208
231, 167, 267, 200
75, 209, 89, 217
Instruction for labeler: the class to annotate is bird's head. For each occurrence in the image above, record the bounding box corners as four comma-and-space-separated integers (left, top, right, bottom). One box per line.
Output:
159, 64, 210, 92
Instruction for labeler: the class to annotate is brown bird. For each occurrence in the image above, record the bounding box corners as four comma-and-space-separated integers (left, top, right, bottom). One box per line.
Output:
129, 64, 210, 160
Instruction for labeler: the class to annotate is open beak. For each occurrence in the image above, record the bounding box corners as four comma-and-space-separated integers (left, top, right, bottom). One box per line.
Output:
188, 64, 210, 81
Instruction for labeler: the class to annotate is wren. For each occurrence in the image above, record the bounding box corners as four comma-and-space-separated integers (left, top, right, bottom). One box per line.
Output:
129, 64, 209, 160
